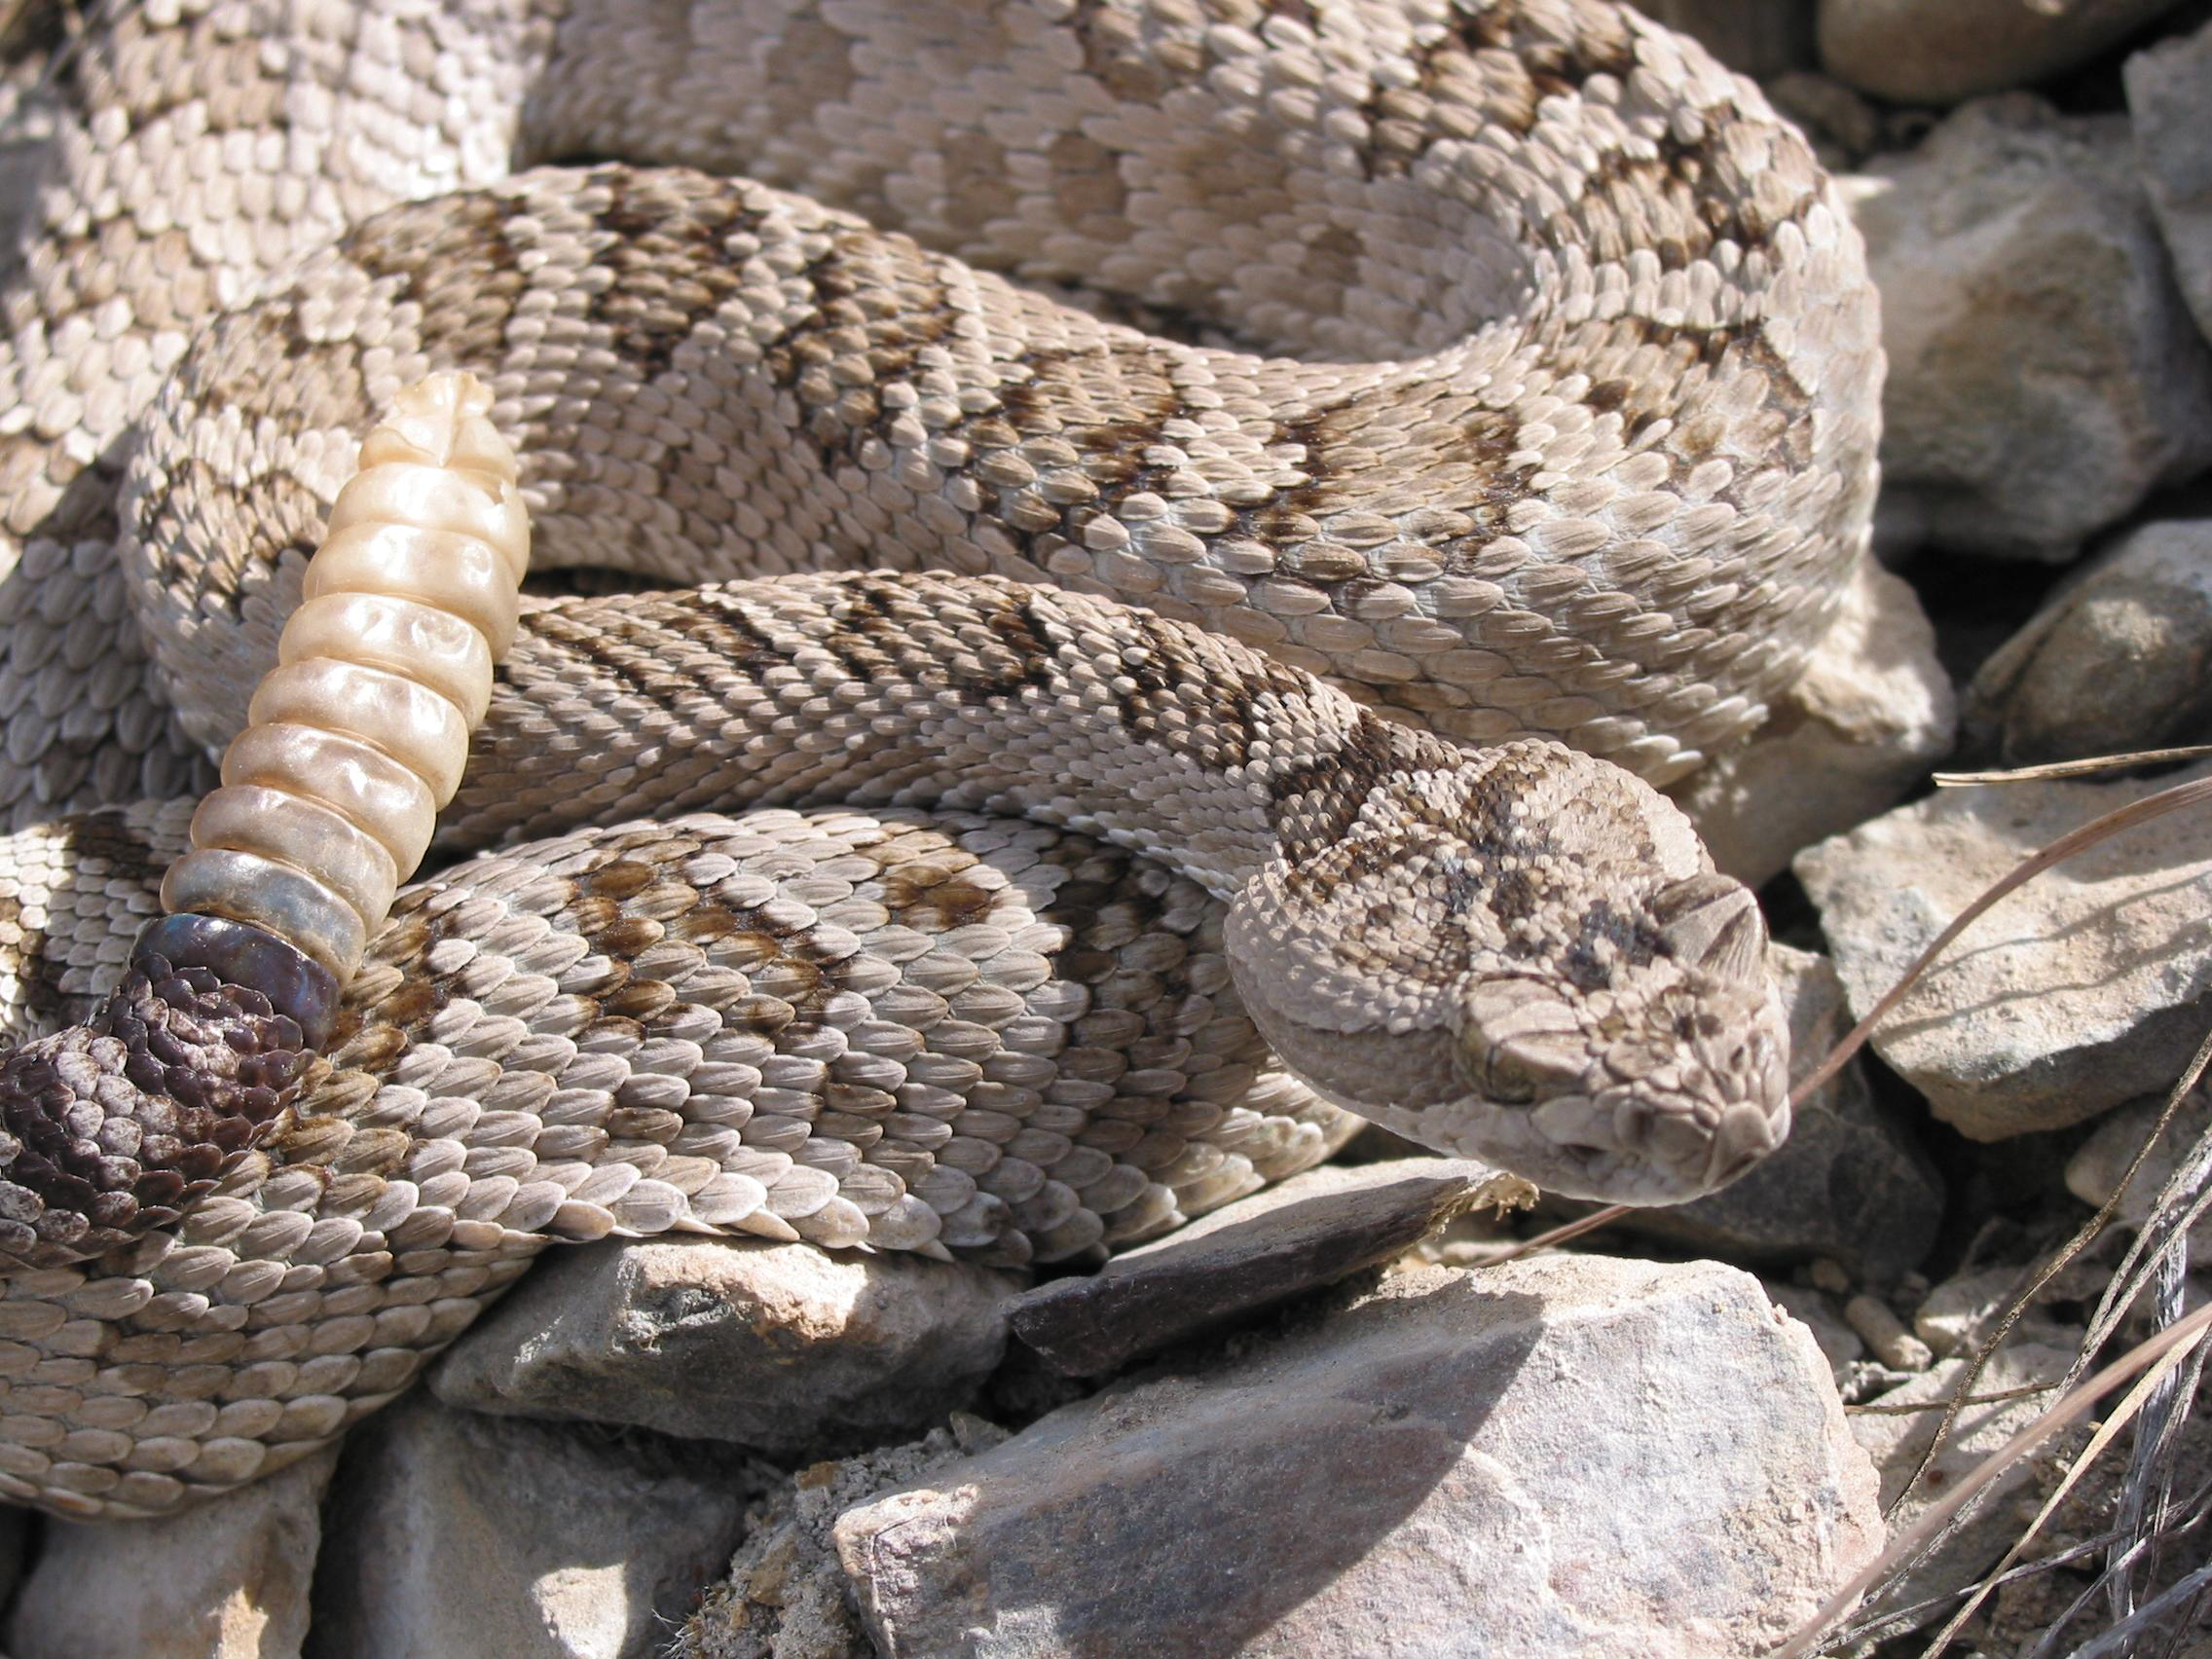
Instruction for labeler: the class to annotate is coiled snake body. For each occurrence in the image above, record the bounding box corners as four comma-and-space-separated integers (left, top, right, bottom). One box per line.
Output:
0, 0, 1878, 1517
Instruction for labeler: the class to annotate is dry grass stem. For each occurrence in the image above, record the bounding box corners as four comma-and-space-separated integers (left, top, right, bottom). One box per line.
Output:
1934, 747, 2212, 787
1774, 1298, 2212, 1659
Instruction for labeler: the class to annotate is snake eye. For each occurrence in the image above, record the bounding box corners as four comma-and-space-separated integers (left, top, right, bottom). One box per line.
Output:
157, 373, 529, 986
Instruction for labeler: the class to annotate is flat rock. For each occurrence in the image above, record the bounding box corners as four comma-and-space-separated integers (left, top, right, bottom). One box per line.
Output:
1842, 96, 2212, 560
1604, 945, 1943, 1281
1965, 518, 2212, 764
1795, 759, 2212, 1138
1010, 1157, 1532, 1377
1848, 1342, 2080, 1644
308, 1396, 754, 1659
836, 1257, 1881, 1658
2, 1443, 336, 1659
432, 1236, 1022, 1457
2128, 17, 2212, 347
1676, 556, 1955, 890
1819, 0, 2184, 103
2065, 1088, 2212, 1232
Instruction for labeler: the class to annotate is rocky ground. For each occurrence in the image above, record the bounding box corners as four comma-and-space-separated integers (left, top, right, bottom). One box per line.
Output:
7, 0, 2212, 1655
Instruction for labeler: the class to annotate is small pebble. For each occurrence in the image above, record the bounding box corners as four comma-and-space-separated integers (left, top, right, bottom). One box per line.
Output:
1845, 1293, 1935, 1372
1809, 1258, 1853, 1296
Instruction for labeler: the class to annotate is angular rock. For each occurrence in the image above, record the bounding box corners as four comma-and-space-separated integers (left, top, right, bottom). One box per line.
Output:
2, 1443, 336, 1659
1847, 1342, 2080, 1644
1843, 96, 2212, 560
837, 1258, 1881, 1658
432, 1236, 1022, 1458
2128, 17, 2212, 347
309, 1397, 754, 1659
2065, 1088, 2212, 1232
1795, 759, 2212, 1138
1010, 1157, 1531, 1377
675, 1420, 1009, 1659
1628, 0, 1815, 74
1819, 0, 2185, 103
1676, 556, 1955, 889
1966, 517, 2212, 765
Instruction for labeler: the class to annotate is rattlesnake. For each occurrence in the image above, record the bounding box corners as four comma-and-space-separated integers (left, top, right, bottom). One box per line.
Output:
0, 0, 1878, 1519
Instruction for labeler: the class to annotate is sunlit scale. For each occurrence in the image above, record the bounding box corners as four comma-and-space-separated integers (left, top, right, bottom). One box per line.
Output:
160, 373, 530, 980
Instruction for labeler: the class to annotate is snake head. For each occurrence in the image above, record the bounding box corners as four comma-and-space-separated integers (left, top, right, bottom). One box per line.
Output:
1228, 743, 1790, 1204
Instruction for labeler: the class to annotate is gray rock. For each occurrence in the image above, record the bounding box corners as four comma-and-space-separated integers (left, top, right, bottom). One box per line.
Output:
1848, 1342, 2080, 1644
0, 1502, 25, 1617
1819, 0, 2185, 103
1842, 97, 2212, 561
1629, 0, 1816, 74
2065, 1088, 2212, 1232
1604, 945, 1943, 1281
674, 1419, 1009, 1659
308, 1397, 753, 1659
1966, 518, 2212, 764
2129, 18, 2212, 348
836, 1258, 1881, 1658
2, 1444, 336, 1659
1010, 1157, 1531, 1377
1795, 759, 2212, 1138
432, 1236, 1022, 1457
1676, 556, 1955, 890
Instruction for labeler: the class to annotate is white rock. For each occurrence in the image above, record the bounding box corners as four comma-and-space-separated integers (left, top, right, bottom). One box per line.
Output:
1795, 759, 2212, 1138
310, 1397, 751, 1659
431, 1236, 1021, 1456
1842, 96, 2212, 561
0, 1444, 336, 1659
1820, 0, 2185, 103
1676, 555, 1954, 889
835, 1257, 1881, 1658
2128, 17, 2212, 347
1966, 517, 2212, 764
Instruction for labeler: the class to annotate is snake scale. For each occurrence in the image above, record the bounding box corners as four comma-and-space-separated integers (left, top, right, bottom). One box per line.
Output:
0, 0, 1879, 1519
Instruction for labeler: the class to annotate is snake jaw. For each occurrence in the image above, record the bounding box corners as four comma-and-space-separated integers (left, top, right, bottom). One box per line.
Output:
1447, 966, 1792, 1203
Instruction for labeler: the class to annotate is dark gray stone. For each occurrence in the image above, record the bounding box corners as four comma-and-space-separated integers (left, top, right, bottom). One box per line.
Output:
1010, 1157, 1527, 1377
